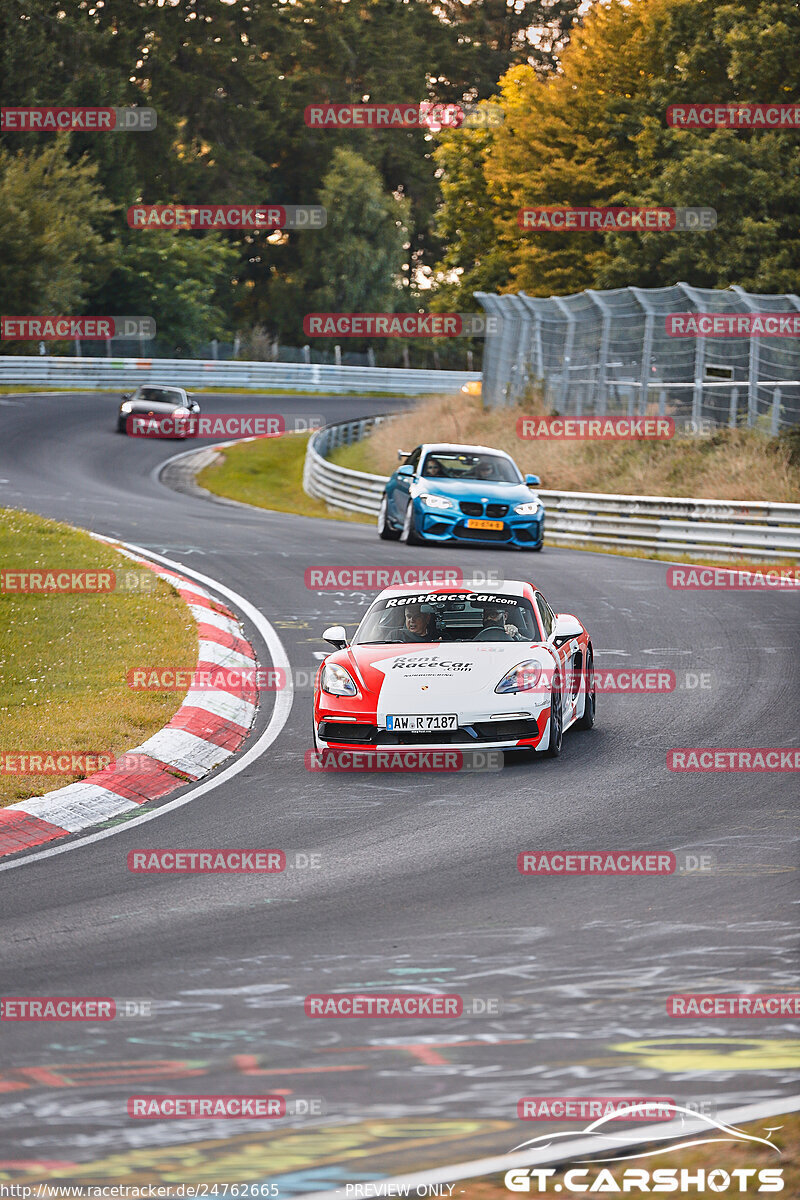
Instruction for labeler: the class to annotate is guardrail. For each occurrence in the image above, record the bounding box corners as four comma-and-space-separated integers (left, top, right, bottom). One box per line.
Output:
0, 356, 480, 397
303, 417, 800, 561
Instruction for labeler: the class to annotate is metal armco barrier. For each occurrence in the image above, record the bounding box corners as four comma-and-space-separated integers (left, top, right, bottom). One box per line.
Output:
0, 355, 480, 396
303, 418, 800, 562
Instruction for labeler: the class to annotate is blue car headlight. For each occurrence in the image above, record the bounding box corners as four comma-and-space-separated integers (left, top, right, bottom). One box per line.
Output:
420, 493, 455, 510
514, 501, 542, 516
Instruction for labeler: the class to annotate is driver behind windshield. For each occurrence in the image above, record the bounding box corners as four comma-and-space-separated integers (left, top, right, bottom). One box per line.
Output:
476, 602, 524, 641
473, 458, 497, 481
398, 603, 439, 643
423, 457, 446, 478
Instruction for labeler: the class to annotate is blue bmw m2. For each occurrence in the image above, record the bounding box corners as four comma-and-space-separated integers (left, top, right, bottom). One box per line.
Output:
377, 443, 545, 550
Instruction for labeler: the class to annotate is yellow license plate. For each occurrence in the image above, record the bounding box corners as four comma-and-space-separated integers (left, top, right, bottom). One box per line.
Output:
466, 519, 504, 530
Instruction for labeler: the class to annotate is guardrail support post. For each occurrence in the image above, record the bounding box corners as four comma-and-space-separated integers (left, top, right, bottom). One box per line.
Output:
729, 386, 738, 429
771, 387, 782, 435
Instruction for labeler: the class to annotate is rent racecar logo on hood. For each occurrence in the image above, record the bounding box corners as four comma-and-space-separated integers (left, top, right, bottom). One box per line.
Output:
388, 655, 474, 674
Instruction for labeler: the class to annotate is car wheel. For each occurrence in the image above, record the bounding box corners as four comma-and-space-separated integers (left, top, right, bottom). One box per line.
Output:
378, 493, 401, 541
542, 671, 563, 757
576, 649, 595, 730
117, 420, 127, 434
402, 501, 424, 545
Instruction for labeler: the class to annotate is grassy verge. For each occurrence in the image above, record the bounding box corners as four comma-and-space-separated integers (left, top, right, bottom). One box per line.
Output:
344, 394, 800, 503
465, 1110, 798, 1198
0, 509, 198, 805
196, 432, 371, 522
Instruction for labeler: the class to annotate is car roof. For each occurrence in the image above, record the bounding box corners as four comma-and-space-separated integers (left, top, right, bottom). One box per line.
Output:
420, 443, 515, 459
138, 384, 185, 392
375, 580, 534, 600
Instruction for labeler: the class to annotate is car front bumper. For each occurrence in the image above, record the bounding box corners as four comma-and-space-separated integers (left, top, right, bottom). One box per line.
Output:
412, 504, 545, 547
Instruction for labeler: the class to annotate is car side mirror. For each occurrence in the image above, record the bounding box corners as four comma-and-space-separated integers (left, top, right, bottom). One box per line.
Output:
122, 393, 131, 401
396, 464, 414, 478
397, 448, 410, 462
323, 625, 348, 649
551, 613, 583, 646
525, 474, 541, 487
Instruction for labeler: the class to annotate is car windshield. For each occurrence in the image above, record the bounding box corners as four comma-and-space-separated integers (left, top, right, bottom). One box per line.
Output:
133, 388, 182, 405
420, 452, 521, 483
353, 591, 541, 644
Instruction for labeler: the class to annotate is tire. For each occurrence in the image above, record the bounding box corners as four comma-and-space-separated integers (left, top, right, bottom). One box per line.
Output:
117, 420, 127, 434
401, 500, 424, 545
378, 493, 401, 541
576, 648, 596, 730
542, 671, 563, 757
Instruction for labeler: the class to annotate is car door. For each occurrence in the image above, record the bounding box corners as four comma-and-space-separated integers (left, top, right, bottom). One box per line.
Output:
536, 592, 580, 723
390, 446, 421, 522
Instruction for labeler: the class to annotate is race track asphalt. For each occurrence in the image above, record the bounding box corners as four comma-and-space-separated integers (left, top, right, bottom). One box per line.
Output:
0, 391, 797, 1192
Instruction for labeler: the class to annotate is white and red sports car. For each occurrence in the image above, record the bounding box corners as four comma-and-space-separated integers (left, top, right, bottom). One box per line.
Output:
313, 581, 595, 757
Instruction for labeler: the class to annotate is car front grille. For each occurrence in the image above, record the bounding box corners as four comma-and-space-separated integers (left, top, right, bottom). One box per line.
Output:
456, 525, 511, 541
486, 504, 508, 518
318, 721, 376, 743
460, 501, 483, 516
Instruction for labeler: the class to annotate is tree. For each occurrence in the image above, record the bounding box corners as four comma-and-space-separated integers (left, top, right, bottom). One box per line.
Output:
271, 147, 410, 342
0, 140, 114, 344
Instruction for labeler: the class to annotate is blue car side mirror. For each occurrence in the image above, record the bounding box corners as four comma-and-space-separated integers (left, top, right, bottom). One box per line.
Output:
396, 464, 415, 478
525, 474, 541, 487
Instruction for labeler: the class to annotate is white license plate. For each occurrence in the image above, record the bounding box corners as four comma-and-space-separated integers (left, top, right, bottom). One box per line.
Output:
386, 713, 457, 732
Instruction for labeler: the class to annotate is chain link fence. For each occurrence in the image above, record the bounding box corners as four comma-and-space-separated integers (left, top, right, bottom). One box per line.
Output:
475, 284, 800, 432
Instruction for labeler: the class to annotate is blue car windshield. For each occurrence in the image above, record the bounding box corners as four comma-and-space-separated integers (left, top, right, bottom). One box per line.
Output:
420, 452, 521, 484
353, 592, 541, 644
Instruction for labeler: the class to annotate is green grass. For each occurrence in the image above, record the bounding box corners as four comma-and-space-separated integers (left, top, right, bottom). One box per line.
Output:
328, 440, 381, 474
0, 509, 198, 804
196, 432, 371, 522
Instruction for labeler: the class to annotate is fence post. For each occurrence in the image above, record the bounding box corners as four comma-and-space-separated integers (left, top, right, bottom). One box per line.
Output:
302, 344, 311, 364
586, 290, 612, 415
729, 386, 738, 428
771, 387, 782, 435
334, 344, 342, 367
551, 296, 574, 413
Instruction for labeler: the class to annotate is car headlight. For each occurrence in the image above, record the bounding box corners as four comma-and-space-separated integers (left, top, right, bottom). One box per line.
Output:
495, 660, 543, 694
120, 402, 132, 413
420, 494, 455, 510
514, 501, 542, 516
173, 407, 189, 417
321, 662, 358, 697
